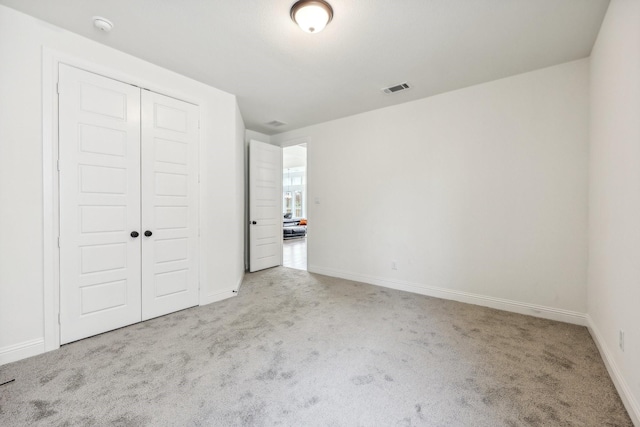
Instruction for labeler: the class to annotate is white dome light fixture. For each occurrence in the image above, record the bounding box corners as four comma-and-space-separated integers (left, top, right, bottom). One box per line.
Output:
290, 0, 333, 34
92, 16, 114, 33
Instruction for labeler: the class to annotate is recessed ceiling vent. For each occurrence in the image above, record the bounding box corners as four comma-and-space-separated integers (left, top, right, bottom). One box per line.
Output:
382, 82, 411, 94
266, 120, 287, 127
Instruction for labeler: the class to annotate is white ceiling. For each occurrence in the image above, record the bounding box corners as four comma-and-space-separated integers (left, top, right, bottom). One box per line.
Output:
0, 0, 610, 135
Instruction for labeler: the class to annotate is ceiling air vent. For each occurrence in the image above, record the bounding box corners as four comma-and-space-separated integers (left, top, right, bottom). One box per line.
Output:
382, 82, 411, 94
266, 120, 287, 127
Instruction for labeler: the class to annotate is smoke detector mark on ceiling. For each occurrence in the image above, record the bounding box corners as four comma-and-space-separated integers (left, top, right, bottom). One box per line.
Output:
266, 120, 287, 127
92, 16, 114, 33
382, 82, 411, 94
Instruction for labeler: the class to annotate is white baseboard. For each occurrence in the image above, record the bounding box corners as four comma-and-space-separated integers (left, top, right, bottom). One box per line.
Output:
0, 338, 45, 366
236, 271, 245, 293
586, 315, 640, 426
308, 265, 587, 326
200, 288, 237, 306
200, 273, 245, 306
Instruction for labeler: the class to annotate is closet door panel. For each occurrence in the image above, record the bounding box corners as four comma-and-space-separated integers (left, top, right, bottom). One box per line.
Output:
58, 64, 142, 344
141, 91, 199, 320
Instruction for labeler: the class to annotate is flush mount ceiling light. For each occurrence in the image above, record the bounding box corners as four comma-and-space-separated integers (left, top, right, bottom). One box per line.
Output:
92, 16, 114, 33
290, 0, 333, 33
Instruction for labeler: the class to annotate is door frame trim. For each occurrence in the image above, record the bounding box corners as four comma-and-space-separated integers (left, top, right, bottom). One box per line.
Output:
42, 47, 201, 352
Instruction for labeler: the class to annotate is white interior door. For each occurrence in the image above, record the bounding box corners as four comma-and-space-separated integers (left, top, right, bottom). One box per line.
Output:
141, 90, 199, 320
59, 64, 142, 344
249, 140, 282, 272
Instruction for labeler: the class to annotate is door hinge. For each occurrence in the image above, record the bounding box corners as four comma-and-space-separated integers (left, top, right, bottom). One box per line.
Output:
57, 237, 61, 248
198, 174, 200, 184
56, 82, 60, 94
58, 313, 61, 324
57, 160, 60, 171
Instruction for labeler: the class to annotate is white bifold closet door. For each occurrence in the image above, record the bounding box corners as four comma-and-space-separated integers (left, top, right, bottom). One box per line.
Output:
59, 64, 142, 344
58, 64, 199, 344
140, 90, 199, 321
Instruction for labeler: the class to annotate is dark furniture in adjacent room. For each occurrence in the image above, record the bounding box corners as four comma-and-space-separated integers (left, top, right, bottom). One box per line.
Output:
283, 214, 307, 239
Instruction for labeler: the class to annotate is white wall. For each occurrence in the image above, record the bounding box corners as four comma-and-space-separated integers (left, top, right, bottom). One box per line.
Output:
272, 59, 589, 322
245, 130, 271, 145
0, 5, 244, 364
588, 0, 640, 423
233, 105, 246, 290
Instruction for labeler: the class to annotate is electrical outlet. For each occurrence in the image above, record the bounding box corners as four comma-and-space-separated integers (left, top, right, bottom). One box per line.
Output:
391, 261, 397, 270
619, 329, 625, 352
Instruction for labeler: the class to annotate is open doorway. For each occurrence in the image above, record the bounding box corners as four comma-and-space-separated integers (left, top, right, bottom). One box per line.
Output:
282, 144, 307, 270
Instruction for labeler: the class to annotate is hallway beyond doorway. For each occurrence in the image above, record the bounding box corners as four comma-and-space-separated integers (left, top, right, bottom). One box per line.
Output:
283, 238, 306, 270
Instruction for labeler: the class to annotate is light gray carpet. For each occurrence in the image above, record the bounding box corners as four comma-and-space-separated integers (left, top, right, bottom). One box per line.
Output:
0, 267, 633, 426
